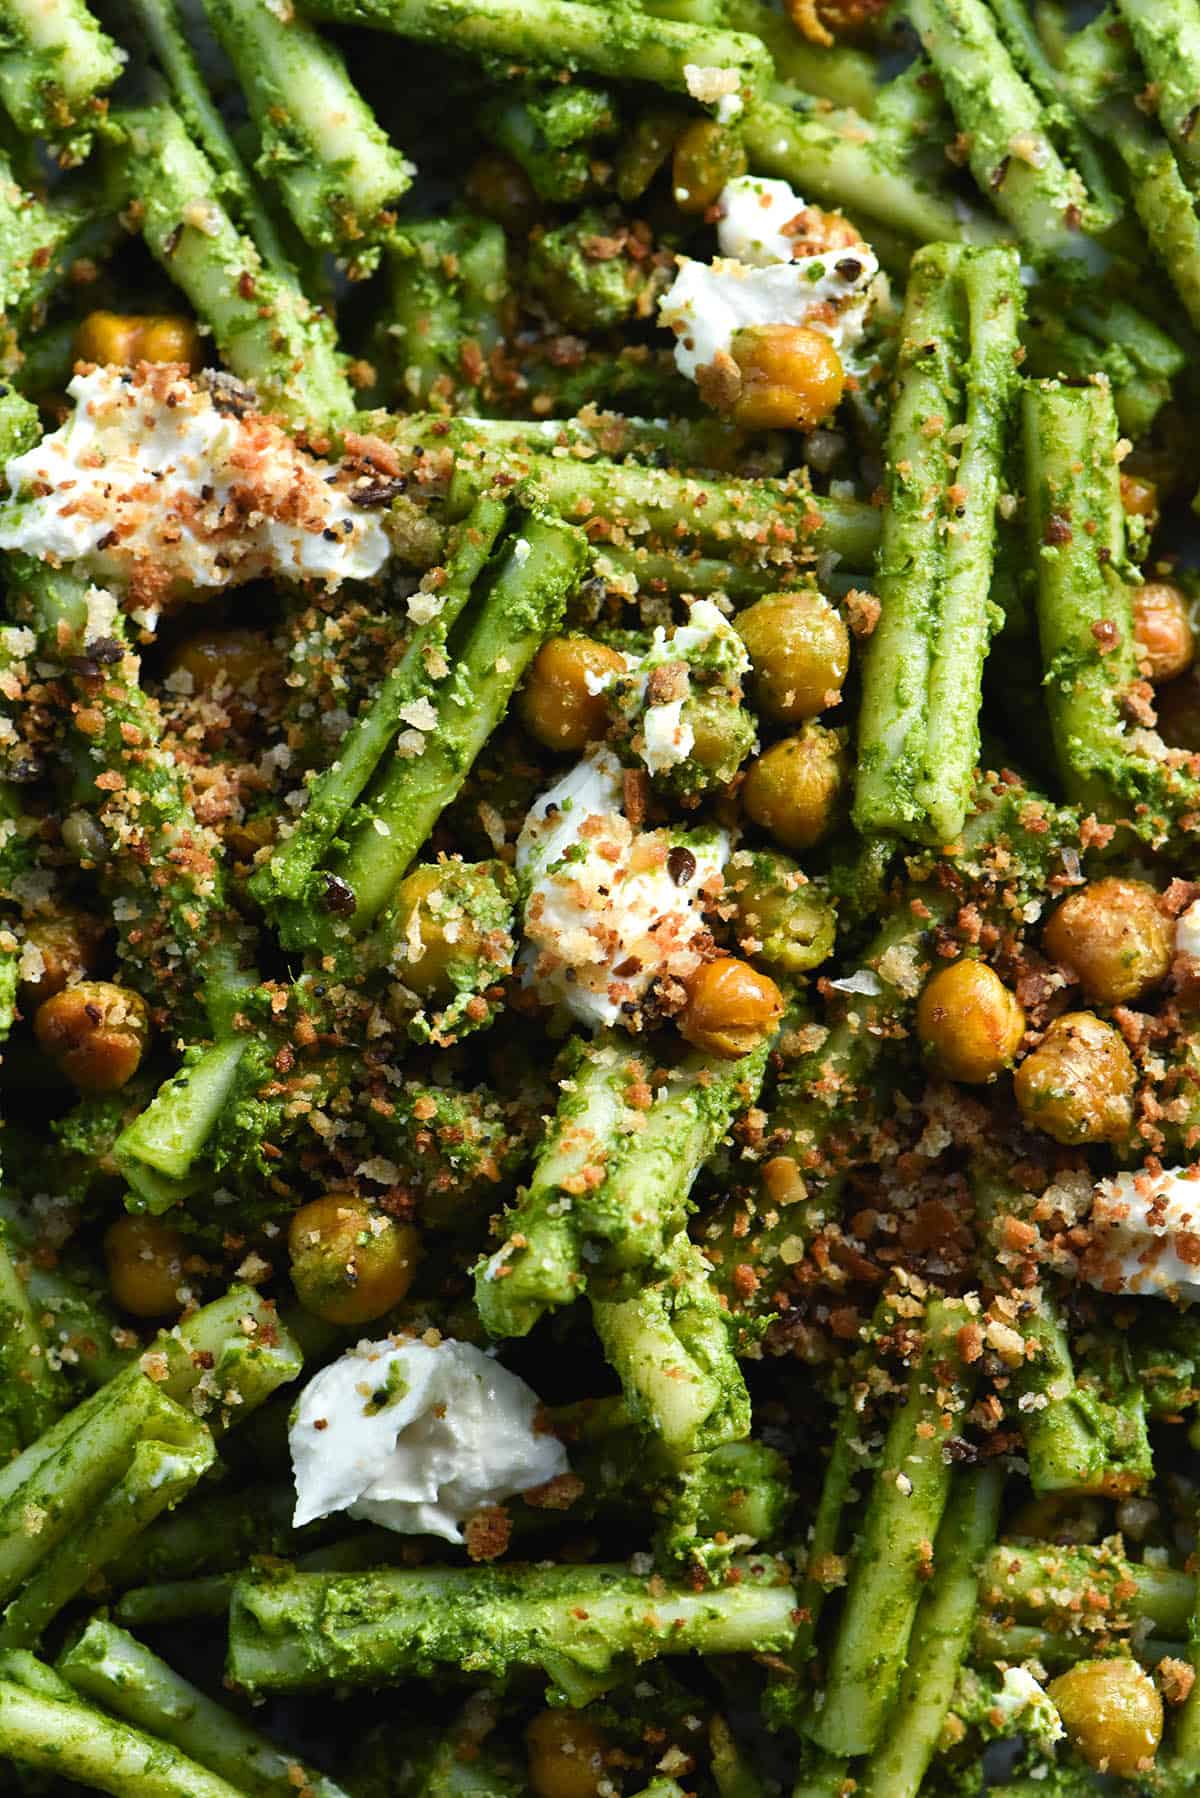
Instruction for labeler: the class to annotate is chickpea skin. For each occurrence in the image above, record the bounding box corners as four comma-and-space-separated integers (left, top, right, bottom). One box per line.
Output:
519, 636, 627, 753
1014, 1011, 1135, 1146
736, 589, 850, 722
728, 325, 845, 432
18, 905, 106, 1007
1047, 1659, 1163, 1777
75, 310, 202, 370
672, 118, 747, 213
679, 955, 784, 1059
1042, 877, 1172, 1006
916, 960, 1026, 1084
104, 1215, 188, 1319
1133, 582, 1195, 683
525, 1710, 611, 1798
288, 1193, 421, 1326
741, 724, 847, 852
34, 981, 149, 1094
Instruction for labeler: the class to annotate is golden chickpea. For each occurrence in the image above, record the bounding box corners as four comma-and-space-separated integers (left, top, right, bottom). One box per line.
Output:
728, 325, 845, 432
736, 589, 850, 722
75, 310, 201, 370
1014, 1011, 1135, 1146
387, 860, 511, 999
1120, 471, 1160, 525
741, 725, 847, 852
288, 1193, 421, 1326
683, 687, 756, 787
1047, 1659, 1162, 1777
728, 848, 836, 975
1133, 581, 1195, 683
1042, 877, 1172, 1006
679, 955, 784, 1058
18, 905, 106, 1006
465, 150, 539, 234
34, 981, 149, 1094
518, 636, 627, 752
915, 959, 1025, 1084
167, 628, 276, 697
1156, 670, 1200, 754
787, 0, 887, 41
104, 1214, 187, 1318
672, 118, 747, 214
525, 1710, 611, 1798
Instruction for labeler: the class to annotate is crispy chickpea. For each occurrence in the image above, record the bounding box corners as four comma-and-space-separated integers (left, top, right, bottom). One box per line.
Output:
1013, 1011, 1135, 1146
288, 1193, 421, 1326
1047, 1659, 1162, 1777
736, 589, 850, 722
679, 955, 784, 1058
1042, 877, 1172, 1005
168, 628, 276, 697
1120, 471, 1160, 526
465, 150, 539, 234
728, 847, 836, 975
728, 325, 845, 432
916, 959, 1026, 1084
1156, 669, 1200, 753
387, 860, 511, 999
787, 0, 887, 42
672, 118, 747, 214
741, 725, 847, 852
1133, 581, 1194, 683
104, 1214, 187, 1318
75, 310, 202, 371
18, 905, 106, 1006
683, 687, 756, 788
519, 636, 627, 752
34, 981, 149, 1094
525, 1711, 611, 1798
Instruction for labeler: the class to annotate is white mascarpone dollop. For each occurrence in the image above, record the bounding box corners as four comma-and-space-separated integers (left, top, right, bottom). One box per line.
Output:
1177, 897, 1200, 961
1082, 1166, 1200, 1301
290, 1336, 567, 1541
516, 745, 729, 1030
991, 1666, 1065, 1747
659, 175, 880, 387
0, 364, 390, 600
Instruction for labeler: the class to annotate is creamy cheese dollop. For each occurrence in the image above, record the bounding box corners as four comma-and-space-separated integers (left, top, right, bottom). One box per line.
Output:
516, 746, 729, 1029
0, 364, 389, 599
659, 175, 880, 385
1177, 897, 1200, 961
290, 1336, 567, 1541
991, 1666, 1064, 1747
1082, 1166, 1200, 1301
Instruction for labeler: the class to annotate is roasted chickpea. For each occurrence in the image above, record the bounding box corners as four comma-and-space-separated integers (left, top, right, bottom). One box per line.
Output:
1133, 581, 1195, 683
1120, 471, 1160, 525
519, 636, 627, 752
672, 118, 747, 214
786, 0, 887, 42
683, 686, 757, 787
465, 150, 539, 234
75, 310, 202, 370
34, 981, 149, 1094
916, 959, 1025, 1084
741, 725, 847, 852
387, 860, 513, 1000
1047, 1659, 1162, 1777
288, 1193, 421, 1326
18, 905, 106, 1006
525, 1710, 611, 1798
727, 847, 836, 975
736, 589, 850, 722
1042, 877, 1172, 1005
728, 325, 845, 432
1156, 669, 1200, 753
168, 628, 277, 697
1014, 1011, 1135, 1145
679, 955, 784, 1058
104, 1214, 187, 1318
